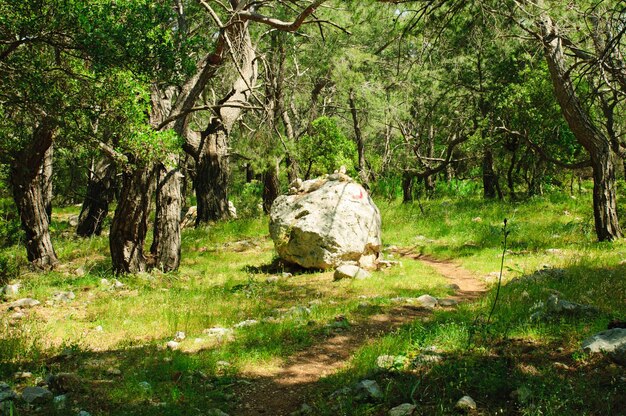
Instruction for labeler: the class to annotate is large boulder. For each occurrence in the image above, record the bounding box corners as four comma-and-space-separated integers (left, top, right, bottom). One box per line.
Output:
269, 174, 381, 269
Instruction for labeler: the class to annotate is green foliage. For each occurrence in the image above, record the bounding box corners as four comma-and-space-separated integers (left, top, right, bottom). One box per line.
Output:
0, 198, 21, 249
298, 117, 357, 177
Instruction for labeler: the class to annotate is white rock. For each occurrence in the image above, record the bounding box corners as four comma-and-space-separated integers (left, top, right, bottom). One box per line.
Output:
234, 320, 259, 328
455, 395, 476, 412
389, 403, 417, 416
334, 264, 371, 280
2, 283, 20, 296
582, 328, 626, 353
94, 325, 103, 332
166, 341, 180, 350
52, 291, 75, 302
180, 206, 197, 228
174, 331, 186, 342
415, 294, 438, 309
203, 327, 233, 338
8, 298, 40, 309
113, 279, 124, 289
269, 176, 381, 269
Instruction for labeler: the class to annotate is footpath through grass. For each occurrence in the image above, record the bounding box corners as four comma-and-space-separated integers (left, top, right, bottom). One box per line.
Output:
1, 190, 625, 415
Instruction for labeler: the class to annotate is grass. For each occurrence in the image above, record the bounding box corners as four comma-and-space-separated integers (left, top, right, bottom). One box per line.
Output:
1, 187, 625, 415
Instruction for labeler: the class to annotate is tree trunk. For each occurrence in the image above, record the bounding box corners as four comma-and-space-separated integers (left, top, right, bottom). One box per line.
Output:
195, 124, 231, 223
151, 157, 182, 272
10, 122, 58, 269
109, 166, 155, 274
540, 13, 622, 240
349, 89, 369, 187
262, 160, 280, 214
482, 149, 498, 199
77, 156, 116, 237
41, 144, 53, 221
402, 171, 414, 203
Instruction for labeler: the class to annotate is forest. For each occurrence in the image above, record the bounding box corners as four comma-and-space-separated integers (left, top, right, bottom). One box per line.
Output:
1, 1, 625, 415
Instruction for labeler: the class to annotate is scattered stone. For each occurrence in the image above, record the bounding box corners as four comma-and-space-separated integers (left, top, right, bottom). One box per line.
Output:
10, 311, 25, 321
78, 411, 92, 416
228, 201, 237, 219
334, 265, 372, 280
94, 325, 103, 332
287, 306, 311, 316
389, 403, 417, 416
455, 395, 477, 412
531, 294, 598, 320
21, 386, 53, 405
484, 272, 501, 284
438, 298, 458, 307
216, 361, 231, 371
52, 291, 75, 302
166, 341, 180, 350
13, 372, 32, 380
471, 217, 482, 223
106, 368, 121, 377
329, 387, 352, 399
353, 379, 383, 402
411, 352, 443, 368
546, 248, 564, 255
269, 175, 382, 270
378, 260, 402, 269
68, 215, 79, 227
582, 328, 626, 357
138, 381, 151, 392
0, 383, 16, 402
234, 320, 259, 328
415, 294, 438, 309
74, 266, 86, 277
611, 343, 626, 366
8, 298, 40, 309
203, 327, 233, 339
2, 284, 20, 297
447, 283, 461, 290
113, 279, 124, 289
266, 276, 279, 283
281, 272, 293, 278
174, 331, 186, 342
207, 409, 230, 416
53, 394, 68, 409
99, 278, 110, 286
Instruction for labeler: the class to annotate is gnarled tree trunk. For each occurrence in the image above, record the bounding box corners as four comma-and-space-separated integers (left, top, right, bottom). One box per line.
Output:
151, 157, 182, 272
482, 149, 498, 199
109, 166, 155, 274
10, 121, 58, 269
540, 13, 623, 241
195, 125, 231, 223
262, 160, 280, 214
77, 156, 116, 237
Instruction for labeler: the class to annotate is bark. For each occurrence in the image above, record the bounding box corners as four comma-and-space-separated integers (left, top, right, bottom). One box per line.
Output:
77, 156, 116, 237
109, 166, 155, 274
402, 171, 414, 203
348, 89, 369, 188
10, 121, 58, 269
262, 160, 280, 214
482, 149, 498, 199
41, 144, 53, 221
540, 14, 622, 240
424, 125, 436, 192
195, 124, 231, 223
151, 157, 182, 272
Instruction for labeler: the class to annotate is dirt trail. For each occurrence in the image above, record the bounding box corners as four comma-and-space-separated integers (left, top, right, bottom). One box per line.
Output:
233, 250, 487, 416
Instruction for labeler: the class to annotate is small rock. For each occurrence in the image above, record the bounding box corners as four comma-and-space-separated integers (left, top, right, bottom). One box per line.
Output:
266, 276, 279, 283
53, 394, 68, 409
447, 283, 461, 290
166, 341, 180, 350
216, 361, 231, 371
52, 291, 75, 302
330, 387, 352, 399
455, 395, 476, 412
281, 272, 293, 278
203, 327, 233, 338
415, 294, 438, 309
8, 298, 40, 309
411, 353, 442, 367
14, 372, 32, 380
334, 264, 371, 280
94, 325, 103, 332
0, 384, 17, 402
546, 248, 563, 255
207, 409, 230, 416
376, 355, 397, 369
234, 320, 259, 328
582, 328, 626, 354
113, 279, 124, 289
2, 284, 20, 297
138, 381, 151, 392
10, 311, 25, 320
78, 411, 92, 416
471, 217, 482, 223
438, 298, 458, 307
174, 331, 186, 342
68, 215, 79, 227
21, 386, 53, 404
353, 379, 383, 402
74, 267, 86, 277
106, 367, 121, 376
99, 278, 110, 286
389, 403, 417, 416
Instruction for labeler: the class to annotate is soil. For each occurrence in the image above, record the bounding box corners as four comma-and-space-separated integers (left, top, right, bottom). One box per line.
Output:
232, 250, 487, 416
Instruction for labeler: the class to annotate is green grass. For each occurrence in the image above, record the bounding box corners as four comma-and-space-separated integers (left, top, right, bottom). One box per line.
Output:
1, 188, 625, 415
